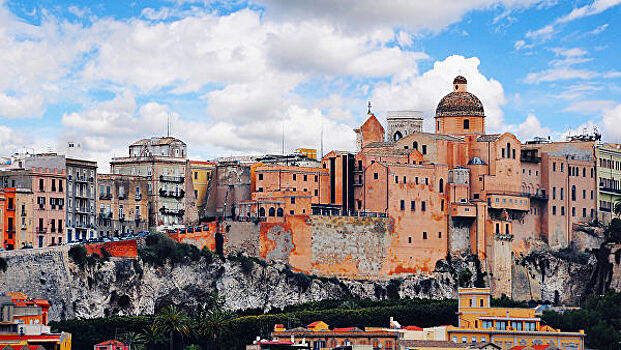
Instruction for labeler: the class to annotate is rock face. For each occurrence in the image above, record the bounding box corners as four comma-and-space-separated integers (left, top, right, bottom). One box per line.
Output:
1, 245, 619, 322
0, 247, 463, 321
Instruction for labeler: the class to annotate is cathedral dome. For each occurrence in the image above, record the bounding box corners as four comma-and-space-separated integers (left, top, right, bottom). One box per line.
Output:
435, 76, 485, 118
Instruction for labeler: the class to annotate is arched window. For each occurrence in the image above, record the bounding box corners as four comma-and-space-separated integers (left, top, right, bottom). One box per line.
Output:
268, 207, 275, 217
439, 178, 444, 193
413, 141, 418, 150
571, 185, 576, 201
259, 207, 265, 217
393, 131, 403, 141
506, 143, 511, 158
276, 208, 284, 217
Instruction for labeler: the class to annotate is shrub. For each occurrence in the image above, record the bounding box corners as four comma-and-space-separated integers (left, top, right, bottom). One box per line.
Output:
68, 245, 88, 268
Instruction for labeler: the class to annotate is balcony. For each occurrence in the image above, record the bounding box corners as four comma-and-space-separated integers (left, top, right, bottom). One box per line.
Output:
75, 206, 90, 214
523, 191, 548, 201
119, 194, 127, 200
37, 227, 47, 234
135, 194, 142, 201
159, 207, 185, 216
75, 191, 89, 199
99, 194, 112, 200
494, 233, 514, 241
451, 203, 477, 218
75, 176, 88, 183
6, 207, 15, 212
160, 175, 184, 183
99, 212, 112, 219
159, 189, 185, 198
600, 186, 621, 195
600, 206, 612, 213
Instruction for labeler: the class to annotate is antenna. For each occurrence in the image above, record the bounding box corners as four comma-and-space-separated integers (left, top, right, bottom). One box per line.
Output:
167, 113, 171, 137
367, 100, 372, 115
320, 113, 324, 159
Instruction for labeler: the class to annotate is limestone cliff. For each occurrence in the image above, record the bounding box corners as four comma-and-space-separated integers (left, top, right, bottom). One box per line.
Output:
0, 247, 461, 321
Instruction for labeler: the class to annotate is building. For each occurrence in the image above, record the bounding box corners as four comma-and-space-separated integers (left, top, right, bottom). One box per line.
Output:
446, 288, 584, 350
0, 188, 34, 250
93, 340, 129, 350
0, 292, 71, 350
189, 160, 216, 221
0, 154, 67, 248
399, 340, 500, 350
66, 158, 97, 242
97, 174, 149, 236
518, 139, 596, 250
110, 137, 198, 230
594, 143, 621, 223
269, 321, 400, 350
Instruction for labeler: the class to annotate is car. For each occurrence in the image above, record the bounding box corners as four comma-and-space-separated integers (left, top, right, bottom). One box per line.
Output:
187, 227, 194, 233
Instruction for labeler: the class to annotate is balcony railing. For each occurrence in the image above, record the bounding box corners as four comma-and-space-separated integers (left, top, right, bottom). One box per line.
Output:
135, 194, 142, 201
159, 189, 185, 198
160, 207, 185, 216
99, 194, 112, 200
160, 175, 184, 183
37, 227, 47, 234
600, 186, 621, 194
494, 233, 514, 241
6, 207, 15, 211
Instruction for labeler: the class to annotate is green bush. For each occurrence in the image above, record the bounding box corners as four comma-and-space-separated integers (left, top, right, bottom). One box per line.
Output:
68, 245, 88, 268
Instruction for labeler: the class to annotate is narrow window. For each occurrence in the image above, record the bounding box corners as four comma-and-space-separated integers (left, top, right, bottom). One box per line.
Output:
421, 201, 426, 211
410, 201, 415, 211
422, 232, 427, 239
439, 178, 444, 193
400, 200, 405, 210
422, 145, 427, 155
463, 119, 470, 130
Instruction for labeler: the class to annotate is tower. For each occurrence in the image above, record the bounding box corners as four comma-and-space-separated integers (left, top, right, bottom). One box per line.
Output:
435, 76, 485, 135
386, 111, 423, 142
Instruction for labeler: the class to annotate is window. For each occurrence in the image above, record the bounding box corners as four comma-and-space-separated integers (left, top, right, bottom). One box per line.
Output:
194, 172, 198, 180
268, 207, 275, 217
408, 237, 412, 244
571, 185, 576, 201
512, 149, 516, 159
560, 188, 564, 200
51, 179, 56, 192
480, 299, 484, 307
572, 207, 576, 216
395, 176, 399, 184
463, 119, 470, 130
525, 322, 536, 331
258, 173, 263, 180
495, 223, 500, 233
410, 201, 415, 211
315, 175, 318, 182
277, 208, 284, 217
39, 179, 44, 191
441, 199, 444, 211
495, 321, 507, 330
439, 178, 444, 193
400, 200, 405, 210
303, 175, 307, 181
561, 163, 564, 172
552, 206, 557, 215
553, 162, 556, 171
413, 141, 418, 150
374, 173, 378, 180
259, 208, 265, 217
422, 145, 427, 155
561, 206, 565, 216
293, 174, 297, 181
422, 232, 427, 239
421, 201, 426, 211
583, 208, 587, 217
314, 189, 318, 196
482, 321, 493, 329
553, 187, 556, 200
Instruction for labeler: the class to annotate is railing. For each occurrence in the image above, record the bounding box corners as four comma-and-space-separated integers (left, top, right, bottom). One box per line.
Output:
99, 212, 112, 219
311, 208, 387, 218
160, 175, 184, 183
600, 207, 612, 213
160, 207, 185, 216
119, 194, 127, 200
99, 194, 112, 200
6, 207, 15, 211
75, 176, 88, 183
135, 194, 142, 201
494, 233, 514, 241
159, 189, 185, 198
600, 186, 621, 194
37, 227, 47, 234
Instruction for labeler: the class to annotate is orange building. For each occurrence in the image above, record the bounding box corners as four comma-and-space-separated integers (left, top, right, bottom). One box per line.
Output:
1, 188, 16, 250
447, 288, 584, 350
0, 292, 71, 350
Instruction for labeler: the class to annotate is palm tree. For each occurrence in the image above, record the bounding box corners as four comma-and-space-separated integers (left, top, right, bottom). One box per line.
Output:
154, 305, 191, 350
194, 310, 232, 348
141, 325, 166, 350
119, 331, 146, 350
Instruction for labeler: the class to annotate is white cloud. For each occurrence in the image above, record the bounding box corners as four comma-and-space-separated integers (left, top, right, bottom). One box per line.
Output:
602, 104, 621, 141
554, 83, 603, 99
565, 100, 618, 114
0, 93, 44, 118
370, 55, 507, 132
259, 0, 546, 33
514, 114, 552, 141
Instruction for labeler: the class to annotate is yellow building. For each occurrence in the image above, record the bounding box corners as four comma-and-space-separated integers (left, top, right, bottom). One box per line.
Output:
447, 288, 585, 350
595, 143, 621, 223
189, 160, 216, 220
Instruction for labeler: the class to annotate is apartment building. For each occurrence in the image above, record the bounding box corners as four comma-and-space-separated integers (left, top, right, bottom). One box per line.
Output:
189, 160, 215, 221
66, 158, 97, 242
595, 143, 621, 223
97, 174, 149, 236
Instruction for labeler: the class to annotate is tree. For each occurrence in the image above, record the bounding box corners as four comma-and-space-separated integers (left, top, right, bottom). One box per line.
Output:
119, 331, 146, 350
141, 325, 166, 350
154, 305, 191, 350
194, 310, 232, 349
614, 198, 621, 217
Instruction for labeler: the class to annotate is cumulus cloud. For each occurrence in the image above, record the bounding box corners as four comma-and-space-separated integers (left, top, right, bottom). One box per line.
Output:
514, 114, 552, 141
602, 104, 621, 141
259, 0, 546, 33
370, 55, 507, 132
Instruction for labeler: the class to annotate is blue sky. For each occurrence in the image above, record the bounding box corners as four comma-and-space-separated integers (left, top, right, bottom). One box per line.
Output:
0, 0, 619, 168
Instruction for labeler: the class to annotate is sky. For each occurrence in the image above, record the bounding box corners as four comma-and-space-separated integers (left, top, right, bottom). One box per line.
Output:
0, 0, 619, 170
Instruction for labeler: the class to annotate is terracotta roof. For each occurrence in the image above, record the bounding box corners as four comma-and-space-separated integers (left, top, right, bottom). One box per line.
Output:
95, 340, 127, 346
402, 325, 423, 331
454, 76, 468, 84
307, 321, 323, 327
332, 327, 362, 332
477, 134, 501, 142
436, 90, 485, 118
130, 137, 185, 147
